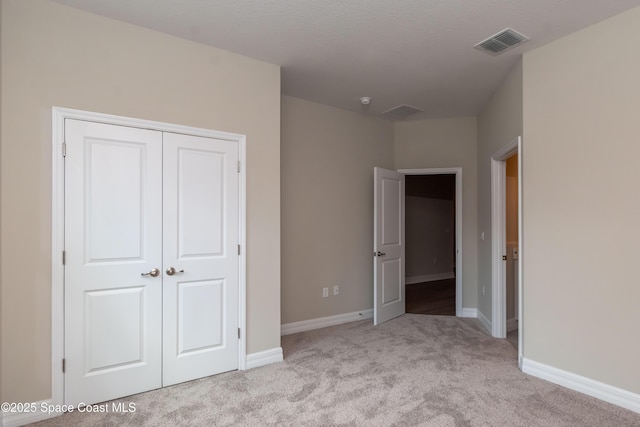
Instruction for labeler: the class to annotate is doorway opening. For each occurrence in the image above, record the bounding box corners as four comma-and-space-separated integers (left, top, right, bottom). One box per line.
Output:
490, 136, 523, 366
398, 168, 463, 317
404, 174, 456, 316
505, 154, 519, 349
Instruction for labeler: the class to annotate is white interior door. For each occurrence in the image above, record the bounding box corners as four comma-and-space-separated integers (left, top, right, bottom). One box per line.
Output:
65, 120, 240, 404
373, 167, 405, 325
162, 132, 239, 386
64, 120, 163, 406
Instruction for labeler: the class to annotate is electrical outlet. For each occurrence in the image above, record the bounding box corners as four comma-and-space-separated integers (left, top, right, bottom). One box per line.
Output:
333, 285, 339, 296
433, 257, 437, 264
482, 285, 486, 296
322, 287, 329, 298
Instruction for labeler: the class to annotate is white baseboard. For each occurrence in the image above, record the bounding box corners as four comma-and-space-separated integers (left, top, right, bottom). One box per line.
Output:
2, 399, 60, 427
522, 358, 640, 414
406, 272, 455, 285
507, 317, 518, 332
459, 308, 477, 318
246, 347, 283, 370
477, 310, 492, 334
281, 309, 373, 336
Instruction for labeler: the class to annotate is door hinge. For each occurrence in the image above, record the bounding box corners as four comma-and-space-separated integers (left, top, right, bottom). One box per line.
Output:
62, 358, 66, 373
237, 161, 241, 173
62, 250, 66, 265
62, 142, 67, 157
238, 244, 241, 255
238, 328, 241, 339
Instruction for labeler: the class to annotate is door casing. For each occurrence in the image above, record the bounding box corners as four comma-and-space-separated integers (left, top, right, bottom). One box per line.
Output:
51, 107, 247, 407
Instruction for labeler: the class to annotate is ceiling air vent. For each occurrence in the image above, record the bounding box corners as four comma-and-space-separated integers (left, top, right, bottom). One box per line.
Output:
474, 28, 529, 55
382, 104, 424, 120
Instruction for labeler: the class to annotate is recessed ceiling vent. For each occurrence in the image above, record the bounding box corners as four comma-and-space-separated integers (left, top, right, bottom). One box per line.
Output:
474, 28, 529, 55
382, 104, 424, 120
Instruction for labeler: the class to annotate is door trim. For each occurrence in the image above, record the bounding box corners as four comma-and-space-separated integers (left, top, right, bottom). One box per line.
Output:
398, 167, 463, 317
51, 107, 247, 407
490, 137, 523, 367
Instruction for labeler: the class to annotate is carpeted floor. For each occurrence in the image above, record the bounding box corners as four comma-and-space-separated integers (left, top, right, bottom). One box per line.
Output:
32, 314, 639, 426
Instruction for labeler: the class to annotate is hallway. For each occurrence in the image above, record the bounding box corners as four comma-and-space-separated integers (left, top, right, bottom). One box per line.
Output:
405, 278, 456, 316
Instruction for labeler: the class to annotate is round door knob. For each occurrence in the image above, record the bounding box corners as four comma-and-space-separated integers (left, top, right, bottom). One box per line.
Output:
141, 268, 160, 277
166, 267, 184, 276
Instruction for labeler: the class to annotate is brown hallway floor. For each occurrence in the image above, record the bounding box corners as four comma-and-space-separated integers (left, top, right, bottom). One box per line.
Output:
406, 278, 456, 316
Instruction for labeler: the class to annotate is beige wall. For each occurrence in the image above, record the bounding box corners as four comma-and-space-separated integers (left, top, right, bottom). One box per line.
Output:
523, 6, 640, 393
476, 60, 523, 322
394, 118, 478, 309
0, 0, 281, 403
281, 96, 393, 324
404, 196, 456, 284
405, 196, 455, 279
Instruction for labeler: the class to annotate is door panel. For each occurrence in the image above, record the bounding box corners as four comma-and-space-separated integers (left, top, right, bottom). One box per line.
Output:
177, 279, 224, 354
382, 259, 402, 305
65, 120, 163, 406
162, 132, 239, 386
86, 141, 145, 261
177, 148, 225, 257
374, 167, 405, 325
85, 287, 145, 372
381, 178, 401, 246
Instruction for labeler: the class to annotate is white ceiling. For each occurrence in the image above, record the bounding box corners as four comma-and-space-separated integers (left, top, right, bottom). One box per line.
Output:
52, 0, 640, 120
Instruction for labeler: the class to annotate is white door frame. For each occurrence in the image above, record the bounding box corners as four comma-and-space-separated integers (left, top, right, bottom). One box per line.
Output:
490, 137, 523, 366
399, 168, 463, 316
51, 107, 247, 407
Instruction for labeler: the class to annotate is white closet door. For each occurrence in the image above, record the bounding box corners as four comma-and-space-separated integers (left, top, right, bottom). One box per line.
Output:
64, 120, 163, 406
162, 132, 239, 386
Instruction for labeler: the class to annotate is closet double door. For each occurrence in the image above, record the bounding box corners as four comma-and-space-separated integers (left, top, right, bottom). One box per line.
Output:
64, 120, 239, 406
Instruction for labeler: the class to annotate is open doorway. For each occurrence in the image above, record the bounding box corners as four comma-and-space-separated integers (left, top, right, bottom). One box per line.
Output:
490, 137, 523, 366
404, 174, 456, 315
373, 167, 462, 324
505, 155, 519, 349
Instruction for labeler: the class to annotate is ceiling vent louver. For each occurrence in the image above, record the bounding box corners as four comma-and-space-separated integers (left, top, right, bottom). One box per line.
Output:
382, 104, 424, 120
474, 28, 529, 55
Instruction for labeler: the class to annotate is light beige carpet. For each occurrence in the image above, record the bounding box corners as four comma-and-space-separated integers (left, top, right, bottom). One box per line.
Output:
32, 314, 639, 426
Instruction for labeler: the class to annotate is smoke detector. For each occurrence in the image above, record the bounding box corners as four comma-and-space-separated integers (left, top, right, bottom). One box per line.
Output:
474, 28, 529, 55
360, 97, 371, 105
